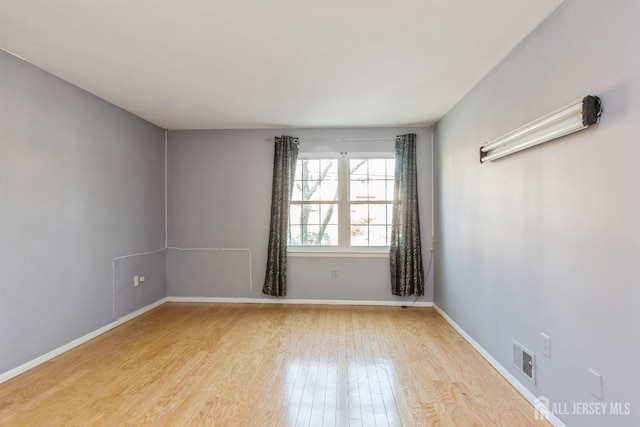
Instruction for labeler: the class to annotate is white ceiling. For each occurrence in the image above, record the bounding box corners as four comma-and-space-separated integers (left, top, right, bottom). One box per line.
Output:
0, 0, 562, 130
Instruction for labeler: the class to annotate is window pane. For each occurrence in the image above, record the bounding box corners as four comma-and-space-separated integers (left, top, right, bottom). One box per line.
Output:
350, 159, 368, 179
290, 223, 308, 245
290, 204, 302, 225
350, 179, 368, 201
386, 181, 395, 201
291, 182, 303, 201
350, 158, 394, 202
350, 204, 369, 226
319, 179, 338, 201
350, 225, 368, 246
386, 159, 396, 179
294, 160, 302, 180
305, 158, 336, 181
301, 204, 320, 225
320, 159, 338, 180
369, 204, 387, 225
305, 159, 321, 181
297, 158, 337, 202
320, 204, 338, 225
289, 227, 302, 246
302, 181, 321, 201
347, 203, 393, 246
304, 224, 320, 245
369, 226, 387, 246
320, 225, 338, 246
368, 159, 386, 180
300, 160, 309, 181
369, 180, 386, 201
350, 224, 388, 246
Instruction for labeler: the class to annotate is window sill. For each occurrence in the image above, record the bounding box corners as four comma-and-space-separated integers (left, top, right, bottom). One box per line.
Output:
287, 250, 390, 258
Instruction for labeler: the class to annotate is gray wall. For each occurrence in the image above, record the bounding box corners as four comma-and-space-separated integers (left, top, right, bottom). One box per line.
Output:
167, 127, 433, 302
433, 0, 639, 425
0, 50, 166, 374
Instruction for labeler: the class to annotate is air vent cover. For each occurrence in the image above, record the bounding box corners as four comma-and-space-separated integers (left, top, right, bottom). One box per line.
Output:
512, 340, 536, 384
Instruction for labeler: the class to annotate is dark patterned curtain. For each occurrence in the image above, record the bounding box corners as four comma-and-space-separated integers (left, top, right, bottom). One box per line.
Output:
263, 136, 299, 297
390, 133, 425, 296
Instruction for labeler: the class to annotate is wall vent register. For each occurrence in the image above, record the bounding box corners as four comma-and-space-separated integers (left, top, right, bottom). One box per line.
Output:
512, 340, 536, 384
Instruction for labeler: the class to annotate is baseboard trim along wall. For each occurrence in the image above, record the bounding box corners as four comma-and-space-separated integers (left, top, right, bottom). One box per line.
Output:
166, 296, 434, 307
433, 305, 567, 427
0, 298, 167, 385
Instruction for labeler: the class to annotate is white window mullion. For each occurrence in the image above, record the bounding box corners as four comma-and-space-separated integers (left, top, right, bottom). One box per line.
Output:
338, 153, 350, 250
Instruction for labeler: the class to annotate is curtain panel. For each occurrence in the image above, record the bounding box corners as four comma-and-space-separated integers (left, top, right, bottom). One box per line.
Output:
262, 136, 299, 297
390, 133, 425, 296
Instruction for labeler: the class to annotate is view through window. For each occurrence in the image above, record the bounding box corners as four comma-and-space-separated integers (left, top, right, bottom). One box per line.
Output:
289, 154, 395, 250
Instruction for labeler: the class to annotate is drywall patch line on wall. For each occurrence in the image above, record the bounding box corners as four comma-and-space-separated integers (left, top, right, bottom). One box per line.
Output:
430, 127, 435, 241
113, 247, 166, 261
164, 129, 169, 249
166, 247, 250, 252
166, 247, 253, 297
112, 247, 166, 320
0, 298, 166, 385
433, 305, 567, 427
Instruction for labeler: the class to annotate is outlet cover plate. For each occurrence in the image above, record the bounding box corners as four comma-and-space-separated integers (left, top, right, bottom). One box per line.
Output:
589, 369, 603, 400
541, 333, 551, 358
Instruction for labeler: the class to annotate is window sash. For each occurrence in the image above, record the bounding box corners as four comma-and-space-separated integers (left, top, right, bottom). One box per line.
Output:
289, 153, 394, 251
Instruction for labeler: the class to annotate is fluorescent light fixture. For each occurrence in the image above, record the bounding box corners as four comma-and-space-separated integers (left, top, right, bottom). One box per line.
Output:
480, 95, 602, 163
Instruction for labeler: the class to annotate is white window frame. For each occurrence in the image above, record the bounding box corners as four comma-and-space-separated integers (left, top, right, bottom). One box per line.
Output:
288, 152, 394, 255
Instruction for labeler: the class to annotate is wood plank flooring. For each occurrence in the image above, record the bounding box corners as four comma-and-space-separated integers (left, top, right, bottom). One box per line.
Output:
0, 303, 549, 426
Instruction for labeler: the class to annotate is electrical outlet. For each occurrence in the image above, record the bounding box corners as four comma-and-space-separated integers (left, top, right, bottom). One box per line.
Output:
541, 333, 551, 358
331, 269, 338, 279
139, 276, 145, 283
134, 275, 139, 287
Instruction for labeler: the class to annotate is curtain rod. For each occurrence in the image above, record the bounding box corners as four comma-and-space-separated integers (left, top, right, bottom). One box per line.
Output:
264, 137, 396, 142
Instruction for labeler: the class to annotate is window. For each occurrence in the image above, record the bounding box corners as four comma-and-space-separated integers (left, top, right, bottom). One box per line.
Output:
289, 153, 395, 251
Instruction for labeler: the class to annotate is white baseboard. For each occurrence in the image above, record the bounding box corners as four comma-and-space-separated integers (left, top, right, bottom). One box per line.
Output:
433, 305, 566, 427
166, 296, 433, 307
0, 298, 167, 385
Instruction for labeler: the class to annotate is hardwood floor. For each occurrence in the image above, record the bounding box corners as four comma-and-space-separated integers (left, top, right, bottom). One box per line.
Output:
0, 303, 549, 426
